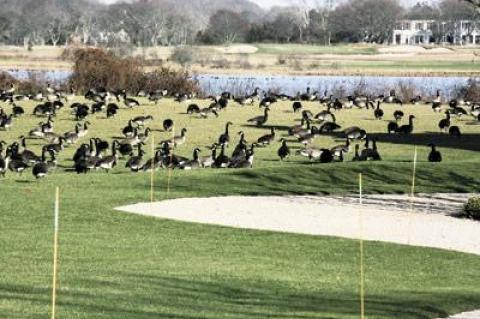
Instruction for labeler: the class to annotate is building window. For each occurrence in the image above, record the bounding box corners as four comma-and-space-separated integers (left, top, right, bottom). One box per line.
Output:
427, 22, 433, 31
405, 22, 411, 30
416, 23, 423, 31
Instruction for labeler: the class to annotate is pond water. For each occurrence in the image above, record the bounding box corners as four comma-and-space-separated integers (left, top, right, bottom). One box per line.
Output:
2, 69, 474, 100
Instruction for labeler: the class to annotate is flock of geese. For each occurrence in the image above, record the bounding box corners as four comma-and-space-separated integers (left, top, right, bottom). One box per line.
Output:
0, 84, 478, 179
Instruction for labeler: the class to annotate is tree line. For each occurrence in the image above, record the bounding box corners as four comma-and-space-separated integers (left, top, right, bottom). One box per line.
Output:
0, 0, 478, 48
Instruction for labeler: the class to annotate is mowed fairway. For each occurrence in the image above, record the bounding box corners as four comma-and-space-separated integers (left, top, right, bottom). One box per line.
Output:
1, 97, 480, 318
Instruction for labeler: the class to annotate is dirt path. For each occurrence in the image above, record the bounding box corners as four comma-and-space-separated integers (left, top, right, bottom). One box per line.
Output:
116, 194, 480, 255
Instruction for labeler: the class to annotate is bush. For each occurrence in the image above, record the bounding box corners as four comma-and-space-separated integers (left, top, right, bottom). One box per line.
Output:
170, 46, 196, 67
68, 48, 200, 95
458, 78, 480, 102
464, 197, 480, 220
0, 71, 43, 95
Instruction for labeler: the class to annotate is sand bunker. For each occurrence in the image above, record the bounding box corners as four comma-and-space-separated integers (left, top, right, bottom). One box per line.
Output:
117, 194, 480, 255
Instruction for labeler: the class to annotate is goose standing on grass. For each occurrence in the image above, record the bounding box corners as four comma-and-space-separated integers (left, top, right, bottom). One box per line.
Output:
123, 93, 140, 108
12, 103, 25, 117
163, 119, 174, 132
449, 126, 461, 138
32, 148, 50, 179
374, 102, 384, 120
96, 143, 118, 172
292, 102, 303, 113
320, 149, 334, 163
393, 110, 404, 122
122, 120, 136, 138
214, 144, 230, 168
331, 139, 351, 158
396, 115, 415, 135
143, 150, 164, 172
218, 122, 233, 147
247, 107, 269, 127
0, 145, 7, 177
126, 144, 145, 172
344, 126, 367, 140
106, 103, 119, 118
163, 128, 187, 147
256, 127, 275, 147
371, 138, 382, 161
200, 144, 217, 168
428, 144, 442, 162
438, 111, 451, 132
132, 115, 153, 127
6, 149, 28, 175
277, 138, 290, 161
180, 148, 201, 170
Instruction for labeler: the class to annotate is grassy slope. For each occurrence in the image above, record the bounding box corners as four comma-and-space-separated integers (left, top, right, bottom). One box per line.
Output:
1, 98, 480, 318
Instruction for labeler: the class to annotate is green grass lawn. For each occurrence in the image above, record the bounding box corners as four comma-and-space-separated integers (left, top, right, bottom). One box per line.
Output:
1, 97, 480, 318
254, 43, 379, 55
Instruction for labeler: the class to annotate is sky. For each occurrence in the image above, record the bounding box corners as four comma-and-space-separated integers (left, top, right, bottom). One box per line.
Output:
97, 0, 439, 8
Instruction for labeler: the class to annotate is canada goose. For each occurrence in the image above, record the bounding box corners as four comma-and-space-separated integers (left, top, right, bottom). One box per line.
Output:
470, 104, 480, 118
259, 96, 277, 108
410, 95, 422, 105
293, 102, 303, 113
106, 103, 119, 118
256, 127, 275, 147
96, 142, 118, 172
72, 144, 91, 163
198, 108, 219, 119
91, 102, 105, 114
32, 148, 50, 179
45, 137, 65, 154
214, 144, 229, 168
12, 103, 25, 117
116, 141, 134, 157
388, 121, 399, 134
64, 124, 81, 144
138, 128, 152, 143
296, 147, 322, 161
344, 126, 367, 140
449, 106, 468, 117
396, 115, 415, 135
438, 111, 451, 132
6, 153, 28, 175
230, 145, 255, 169
46, 83, 55, 95
290, 119, 309, 137
320, 149, 334, 163
122, 120, 136, 138
0, 114, 13, 130
432, 102, 442, 113
126, 144, 145, 172
143, 150, 164, 172
218, 122, 233, 147
247, 108, 269, 127
123, 94, 140, 108
93, 138, 109, 156
120, 129, 141, 146
78, 121, 90, 137
315, 107, 335, 123
319, 120, 341, 133
277, 138, 290, 161
449, 126, 461, 138
352, 144, 366, 162
18, 137, 40, 164
370, 138, 381, 161
374, 102, 384, 120
331, 139, 351, 157
187, 104, 200, 114
180, 148, 201, 170
132, 115, 153, 127
199, 144, 217, 168
163, 119, 174, 132
163, 128, 187, 147
393, 110, 404, 122
298, 127, 318, 146
428, 144, 442, 162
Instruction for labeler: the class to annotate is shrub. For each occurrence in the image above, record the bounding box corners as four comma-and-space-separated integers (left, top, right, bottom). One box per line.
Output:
170, 46, 196, 67
277, 55, 287, 65
458, 78, 480, 102
67, 48, 200, 95
464, 197, 480, 220
0, 71, 43, 95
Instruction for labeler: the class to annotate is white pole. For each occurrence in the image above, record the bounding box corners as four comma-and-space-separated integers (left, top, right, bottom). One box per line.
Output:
51, 187, 60, 319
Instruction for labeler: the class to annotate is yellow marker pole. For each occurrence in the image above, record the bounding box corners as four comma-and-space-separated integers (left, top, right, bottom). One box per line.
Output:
359, 173, 365, 319
150, 135, 155, 203
410, 146, 418, 211
51, 187, 60, 319
166, 126, 175, 197
408, 146, 418, 245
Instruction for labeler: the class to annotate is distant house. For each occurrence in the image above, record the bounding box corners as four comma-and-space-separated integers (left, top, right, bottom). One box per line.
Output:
392, 19, 480, 45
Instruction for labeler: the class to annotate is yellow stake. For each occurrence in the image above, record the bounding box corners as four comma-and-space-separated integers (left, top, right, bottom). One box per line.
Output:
359, 173, 365, 319
51, 187, 60, 319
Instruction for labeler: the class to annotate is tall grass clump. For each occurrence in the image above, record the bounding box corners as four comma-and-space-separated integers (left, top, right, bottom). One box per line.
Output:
67, 48, 200, 95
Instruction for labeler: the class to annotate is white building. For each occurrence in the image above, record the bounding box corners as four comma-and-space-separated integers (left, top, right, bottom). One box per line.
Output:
392, 19, 480, 45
